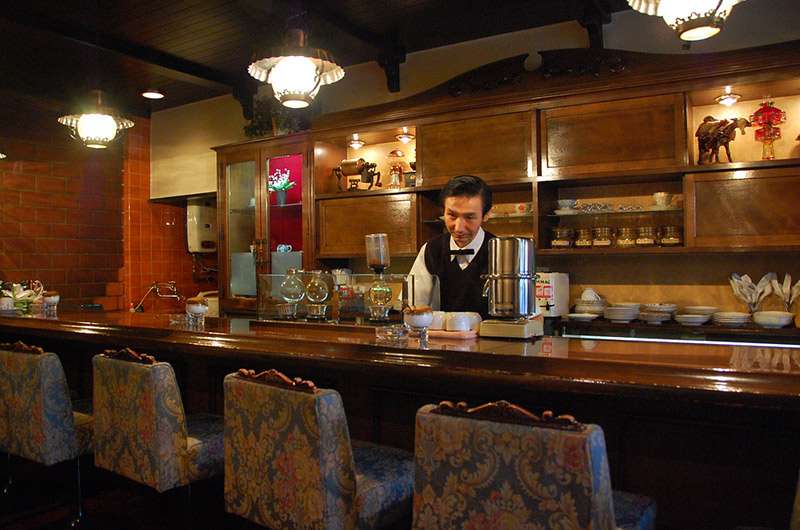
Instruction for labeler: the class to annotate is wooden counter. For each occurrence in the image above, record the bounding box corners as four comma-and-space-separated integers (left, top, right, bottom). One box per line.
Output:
1, 311, 798, 529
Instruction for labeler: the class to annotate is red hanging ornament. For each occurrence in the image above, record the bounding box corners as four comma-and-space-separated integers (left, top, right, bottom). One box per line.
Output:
750, 97, 786, 160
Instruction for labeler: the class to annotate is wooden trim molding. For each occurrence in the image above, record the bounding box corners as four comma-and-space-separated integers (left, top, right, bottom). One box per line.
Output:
102, 347, 157, 365
235, 367, 318, 394
429, 399, 584, 431
0, 341, 45, 355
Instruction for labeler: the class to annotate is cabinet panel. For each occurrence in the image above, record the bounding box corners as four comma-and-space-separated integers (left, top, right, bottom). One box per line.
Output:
419, 112, 531, 186
541, 94, 687, 177
686, 167, 800, 248
317, 194, 419, 258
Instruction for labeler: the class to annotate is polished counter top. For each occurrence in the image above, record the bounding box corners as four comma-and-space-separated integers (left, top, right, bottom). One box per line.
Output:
1, 310, 799, 410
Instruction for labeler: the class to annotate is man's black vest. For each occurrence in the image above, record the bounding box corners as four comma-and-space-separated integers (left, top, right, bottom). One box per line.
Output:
423, 231, 495, 320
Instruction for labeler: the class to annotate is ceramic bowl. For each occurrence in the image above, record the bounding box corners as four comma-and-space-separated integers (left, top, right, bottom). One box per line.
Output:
684, 306, 718, 315
404, 310, 433, 329
753, 311, 794, 329
653, 192, 673, 206
557, 199, 578, 209
444, 312, 471, 331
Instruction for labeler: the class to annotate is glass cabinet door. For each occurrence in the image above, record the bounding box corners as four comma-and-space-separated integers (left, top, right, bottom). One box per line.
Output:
266, 153, 304, 276
225, 158, 257, 299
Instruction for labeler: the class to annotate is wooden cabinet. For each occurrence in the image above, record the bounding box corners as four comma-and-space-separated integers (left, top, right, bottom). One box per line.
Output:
214, 136, 310, 314
685, 166, 800, 248
418, 111, 532, 186
316, 193, 438, 258
540, 94, 687, 178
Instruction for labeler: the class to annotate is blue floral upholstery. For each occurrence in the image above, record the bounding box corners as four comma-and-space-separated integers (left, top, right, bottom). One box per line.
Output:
224, 371, 414, 529
92, 353, 224, 493
0, 344, 93, 466
413, 403, 656, 530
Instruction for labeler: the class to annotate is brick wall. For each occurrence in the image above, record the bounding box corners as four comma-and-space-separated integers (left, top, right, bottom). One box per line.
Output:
0, 95, 217, 312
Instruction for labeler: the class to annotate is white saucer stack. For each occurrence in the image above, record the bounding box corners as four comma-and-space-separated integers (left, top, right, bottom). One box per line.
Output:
712, 311, 751, 327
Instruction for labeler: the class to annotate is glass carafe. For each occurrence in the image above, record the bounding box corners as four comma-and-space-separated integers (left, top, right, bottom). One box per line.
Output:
305, 270, 330, 319
277, 268, 305, 318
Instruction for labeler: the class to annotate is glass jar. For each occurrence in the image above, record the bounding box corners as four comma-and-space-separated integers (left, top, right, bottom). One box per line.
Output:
551, 227, 573, 248
660, 225, 683, 246
636, 226, 658, 247
615, 227, 636, 248
592, 227, 614, 247
575, 228, 593, 248
279, 269, 305, 303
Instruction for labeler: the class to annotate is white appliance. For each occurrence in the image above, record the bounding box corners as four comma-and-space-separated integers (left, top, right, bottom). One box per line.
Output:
535, 272, 569, 317
186, 197, 217, 253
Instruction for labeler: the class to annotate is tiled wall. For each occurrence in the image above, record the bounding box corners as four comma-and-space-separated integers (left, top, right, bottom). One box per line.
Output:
0, 104, 124, 307
0, 98, 217, 312
124, 118, 217, 313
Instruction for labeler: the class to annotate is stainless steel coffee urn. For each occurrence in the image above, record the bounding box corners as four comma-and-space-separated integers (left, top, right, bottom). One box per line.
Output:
482, 236, 538, 318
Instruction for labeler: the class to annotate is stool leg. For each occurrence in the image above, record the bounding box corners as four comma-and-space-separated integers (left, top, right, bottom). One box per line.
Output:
68, 457, 85, 528
1, 452, 12, 499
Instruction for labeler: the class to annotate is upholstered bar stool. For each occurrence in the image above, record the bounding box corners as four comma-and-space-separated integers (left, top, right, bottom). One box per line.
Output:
0, 341, 93, 526
92, 349, 224, 515
413, 400, 657, 530
224, 368, 415, 529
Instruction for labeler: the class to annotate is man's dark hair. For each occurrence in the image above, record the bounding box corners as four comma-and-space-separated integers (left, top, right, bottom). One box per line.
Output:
439, 175, 493, 216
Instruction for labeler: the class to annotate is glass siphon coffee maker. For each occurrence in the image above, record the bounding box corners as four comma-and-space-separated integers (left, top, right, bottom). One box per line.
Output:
365, 233, 393, 320
277, 268, 305, 319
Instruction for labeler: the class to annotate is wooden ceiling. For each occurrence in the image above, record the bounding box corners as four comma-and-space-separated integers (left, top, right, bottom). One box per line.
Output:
0, 0, 630, 119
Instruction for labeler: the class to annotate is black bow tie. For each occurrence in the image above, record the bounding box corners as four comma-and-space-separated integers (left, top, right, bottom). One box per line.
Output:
449, 248, 474, 256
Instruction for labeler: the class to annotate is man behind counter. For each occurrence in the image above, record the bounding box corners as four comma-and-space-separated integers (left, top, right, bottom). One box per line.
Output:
408, 175, 495, 319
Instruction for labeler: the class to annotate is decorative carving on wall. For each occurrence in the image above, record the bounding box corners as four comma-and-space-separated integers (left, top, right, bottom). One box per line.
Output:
0, 341, 45, 355
448, 71, 523, 98
430, 399, 584, 431
541, 54, 625, 79
235, 367, 318, 393
102, 347, 157, 365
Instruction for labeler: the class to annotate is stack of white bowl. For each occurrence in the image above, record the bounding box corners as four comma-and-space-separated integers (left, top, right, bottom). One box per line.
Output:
639, 311, 672, 324
604, 304, 639, 323
574, 298, 606, 315
674, 313, 712, 326
712, 311, 751, 327
752, 311, 794, 329
684, 306, 718, 315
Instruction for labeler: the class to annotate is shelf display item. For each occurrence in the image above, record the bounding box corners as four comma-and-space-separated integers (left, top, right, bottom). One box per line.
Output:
305, 270, 331, 319
333, 158, 380, 191
386, 149, 406, 189
695, 115, 751, 164
551, 227, 573, 248
277, 268, 305, 318
750, 97, 786, 160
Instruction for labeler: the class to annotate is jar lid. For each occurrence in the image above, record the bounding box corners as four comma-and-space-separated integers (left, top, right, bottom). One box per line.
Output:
186, 297, 207, 305
43, 290, 59, 297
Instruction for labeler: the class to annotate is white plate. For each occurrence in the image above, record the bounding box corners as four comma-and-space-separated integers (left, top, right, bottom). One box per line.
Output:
554, 209, 578, 215
568, 313, 600, 322
644, 303, 677, 313
647, 205, 680, 211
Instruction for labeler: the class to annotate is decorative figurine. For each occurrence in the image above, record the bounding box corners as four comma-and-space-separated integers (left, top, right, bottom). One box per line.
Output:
695, 116, 751, 164
333, 158, 380, 191
750, 97, 786, 160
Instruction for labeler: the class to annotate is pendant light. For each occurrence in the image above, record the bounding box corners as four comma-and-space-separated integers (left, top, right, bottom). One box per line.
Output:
627, 0, 745, 41
715, 86, 741, 107
58, 90, 134, 149
396, 127, 415, 144
349, 134, 365, 149
248, 27, 344, 109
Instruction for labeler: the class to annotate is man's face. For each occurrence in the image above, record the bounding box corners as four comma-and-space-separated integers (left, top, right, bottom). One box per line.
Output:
443, 195, 490, 248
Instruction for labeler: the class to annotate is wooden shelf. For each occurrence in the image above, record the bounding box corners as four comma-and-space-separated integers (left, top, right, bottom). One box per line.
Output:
538, 245, 800, 256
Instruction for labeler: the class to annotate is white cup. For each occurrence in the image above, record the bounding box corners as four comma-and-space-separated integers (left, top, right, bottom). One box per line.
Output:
580, 288, 601, 301
430, 311, 446, 330
0, 297, 12, 310
445, 312, 471, 331
465, 312, 482, 331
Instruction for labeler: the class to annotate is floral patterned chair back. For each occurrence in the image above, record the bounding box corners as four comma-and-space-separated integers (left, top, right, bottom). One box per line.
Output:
92, 349, 224, 493
413, 401, 656, 530
0, 341, 93, 466
224, 368, 414, 530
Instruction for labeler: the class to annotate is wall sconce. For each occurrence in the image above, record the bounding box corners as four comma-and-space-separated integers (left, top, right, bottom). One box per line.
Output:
349, 134, 365, 149
627, 0, 745, 41
396, 127, 415, 144
249, 27, 344, 109
57, 90, 134, 149
715, 86, 741, 107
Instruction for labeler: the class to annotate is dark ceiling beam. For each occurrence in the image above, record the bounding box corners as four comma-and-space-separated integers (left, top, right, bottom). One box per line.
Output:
0, 6, 258, 117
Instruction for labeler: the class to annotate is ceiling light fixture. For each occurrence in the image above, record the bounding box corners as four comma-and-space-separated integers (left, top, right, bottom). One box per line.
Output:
142, 89, 164, 100
248, 27, 344, 109
0, 150, 6, 159
349, 134, 365, 149
715, 86, 741, 107
396, 127, 415, 144
627, 0, 745, 41
58, 90, 134, 149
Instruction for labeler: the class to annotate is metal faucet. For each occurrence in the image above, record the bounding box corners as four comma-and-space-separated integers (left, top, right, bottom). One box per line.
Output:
152, 281, 180, 299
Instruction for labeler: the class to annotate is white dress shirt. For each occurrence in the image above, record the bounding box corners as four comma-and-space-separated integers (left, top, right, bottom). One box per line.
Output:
407, 229, 486, 309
